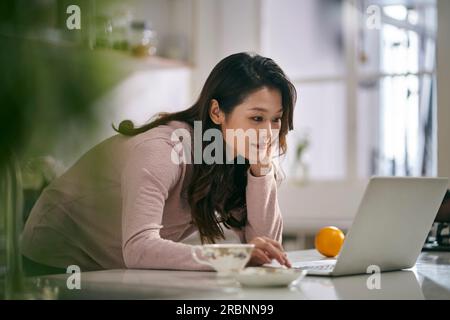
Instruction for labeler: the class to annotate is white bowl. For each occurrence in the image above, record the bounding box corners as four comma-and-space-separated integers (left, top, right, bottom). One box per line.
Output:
234, 267, 307, 287
191, 244, 255, 276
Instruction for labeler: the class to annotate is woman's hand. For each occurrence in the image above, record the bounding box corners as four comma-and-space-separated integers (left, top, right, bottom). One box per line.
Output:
247, 236, 292, 268
249, 141, 273, 177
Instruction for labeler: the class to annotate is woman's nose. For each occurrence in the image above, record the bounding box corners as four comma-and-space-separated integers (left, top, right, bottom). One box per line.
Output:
259, 122, 273, 143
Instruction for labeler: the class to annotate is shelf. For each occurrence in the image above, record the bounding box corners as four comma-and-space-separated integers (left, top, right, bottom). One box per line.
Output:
91, 48, 192, 73
0, 27, 191, 73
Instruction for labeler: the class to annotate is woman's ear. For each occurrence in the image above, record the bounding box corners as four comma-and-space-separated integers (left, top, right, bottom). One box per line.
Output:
209, 99, 224, 125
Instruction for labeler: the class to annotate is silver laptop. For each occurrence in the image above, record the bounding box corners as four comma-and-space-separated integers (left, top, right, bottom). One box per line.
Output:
293, 177, 448, 276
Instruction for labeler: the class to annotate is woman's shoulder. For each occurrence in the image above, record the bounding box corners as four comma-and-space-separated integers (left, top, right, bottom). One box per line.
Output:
131, 120, 193, 147
121, 121, 193, 187
124, 120, 193, 166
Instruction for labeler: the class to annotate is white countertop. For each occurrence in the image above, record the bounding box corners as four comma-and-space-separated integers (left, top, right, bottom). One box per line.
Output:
33, 250, 450, 300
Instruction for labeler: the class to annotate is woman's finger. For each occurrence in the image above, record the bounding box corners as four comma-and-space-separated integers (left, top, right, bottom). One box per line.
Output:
262, 236, 284, 251
249, 237, 292, 267
260, 237, 291, 266
251, 248, 271, 265
284, 258, 292, 268
263, 141, 273, 164
262, 242, 286, 266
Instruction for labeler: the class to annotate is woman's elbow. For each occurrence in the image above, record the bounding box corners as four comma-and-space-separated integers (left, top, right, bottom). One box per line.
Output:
122, 238, 146, 269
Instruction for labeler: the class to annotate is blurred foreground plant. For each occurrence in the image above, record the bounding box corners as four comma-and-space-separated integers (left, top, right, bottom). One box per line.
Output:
0, 0, 122, 299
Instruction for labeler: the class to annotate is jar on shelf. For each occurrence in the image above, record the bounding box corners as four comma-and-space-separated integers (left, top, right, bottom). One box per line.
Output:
109, 8, 133, 51
94, 15, 113, 49
129, 21, 158, 57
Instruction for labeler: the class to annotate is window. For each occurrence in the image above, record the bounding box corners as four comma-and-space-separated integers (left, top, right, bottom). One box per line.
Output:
375, 2, 437, 176
261, 0, 437, 180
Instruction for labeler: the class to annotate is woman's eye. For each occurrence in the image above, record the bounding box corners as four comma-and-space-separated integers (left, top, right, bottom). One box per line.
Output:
272, 118, 282, 123
252, 116, 263, 122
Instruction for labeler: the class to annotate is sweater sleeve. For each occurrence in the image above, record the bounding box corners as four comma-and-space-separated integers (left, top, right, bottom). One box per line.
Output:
121, 137, 212, 271
232, 164, 284, 244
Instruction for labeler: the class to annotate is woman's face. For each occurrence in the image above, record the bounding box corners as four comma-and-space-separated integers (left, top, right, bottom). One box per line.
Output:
210, 86, 283, 162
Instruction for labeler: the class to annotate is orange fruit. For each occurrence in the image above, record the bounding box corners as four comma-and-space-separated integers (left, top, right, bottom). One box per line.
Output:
315, 226, 345, 258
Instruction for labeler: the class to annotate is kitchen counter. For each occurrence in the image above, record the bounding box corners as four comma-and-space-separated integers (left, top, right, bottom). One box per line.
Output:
32, 250, 450, 300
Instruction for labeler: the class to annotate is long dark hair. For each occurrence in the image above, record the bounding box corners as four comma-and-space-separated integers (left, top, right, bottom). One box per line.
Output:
113, 52, 297, 243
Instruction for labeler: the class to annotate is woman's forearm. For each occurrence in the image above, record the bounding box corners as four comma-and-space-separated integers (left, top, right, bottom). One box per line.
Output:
244, 166, 283, 243
123, 232, 212, 271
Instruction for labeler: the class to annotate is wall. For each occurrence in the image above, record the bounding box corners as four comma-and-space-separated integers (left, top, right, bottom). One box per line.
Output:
191, 0, 261, 99
261, 0, 348, 180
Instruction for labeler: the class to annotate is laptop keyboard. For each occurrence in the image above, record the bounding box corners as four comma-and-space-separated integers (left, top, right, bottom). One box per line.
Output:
293, 261, 336, 272
301, 264, 335, 271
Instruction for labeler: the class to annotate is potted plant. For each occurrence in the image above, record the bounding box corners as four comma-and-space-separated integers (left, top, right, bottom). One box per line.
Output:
291, 134, 310, 186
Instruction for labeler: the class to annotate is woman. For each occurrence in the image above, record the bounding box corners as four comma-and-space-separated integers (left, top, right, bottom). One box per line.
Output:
20, 52, 297, 276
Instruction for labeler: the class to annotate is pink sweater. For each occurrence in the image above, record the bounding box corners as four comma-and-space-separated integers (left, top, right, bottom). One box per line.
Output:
21, 120, 284, 271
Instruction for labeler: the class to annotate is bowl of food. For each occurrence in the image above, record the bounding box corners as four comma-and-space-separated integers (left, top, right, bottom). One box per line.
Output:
234, 267, 307, 287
